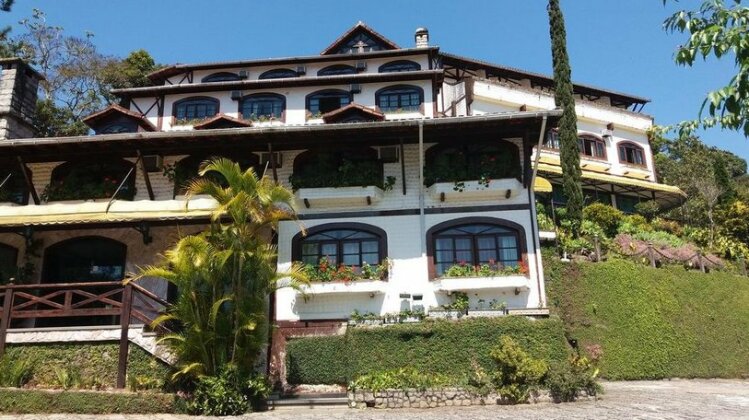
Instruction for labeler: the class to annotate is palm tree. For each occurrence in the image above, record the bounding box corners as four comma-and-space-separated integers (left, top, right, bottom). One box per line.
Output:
128, 158, 307, 379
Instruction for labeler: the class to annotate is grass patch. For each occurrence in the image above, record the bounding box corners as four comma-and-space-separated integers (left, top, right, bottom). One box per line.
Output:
0, 388, 176, 414
546, 253, 749, 380
286, 317, 570, 385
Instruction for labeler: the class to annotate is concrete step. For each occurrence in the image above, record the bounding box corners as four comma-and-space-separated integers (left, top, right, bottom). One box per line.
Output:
268, 393, 349, 409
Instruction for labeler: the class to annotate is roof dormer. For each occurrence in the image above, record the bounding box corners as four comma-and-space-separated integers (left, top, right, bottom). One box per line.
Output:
321, 22, 400, 55
82, 104, 156, 134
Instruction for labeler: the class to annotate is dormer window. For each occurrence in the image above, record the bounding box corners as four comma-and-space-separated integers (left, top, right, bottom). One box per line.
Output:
306, 89, 352, 115
201, 72, 241, 83
618, 142, 646, 166
259, 68, 298, 79
240, 93, 285, 120
578, 135, 606, 160
317, 65, 357, 76
375, 85, 423, 112
174, 97, 219, 121
99, 123, 135, 134
378, 60, 421, 73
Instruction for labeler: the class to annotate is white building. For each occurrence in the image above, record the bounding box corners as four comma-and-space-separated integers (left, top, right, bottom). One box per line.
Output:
0, 23, 683, 380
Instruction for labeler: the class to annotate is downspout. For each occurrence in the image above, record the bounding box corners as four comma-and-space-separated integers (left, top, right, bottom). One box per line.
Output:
529, 115, 548, 307
418, 120, 426, 258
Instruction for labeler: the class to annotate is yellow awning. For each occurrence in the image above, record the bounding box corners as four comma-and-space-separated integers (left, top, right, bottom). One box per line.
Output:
580, 162, 611, 173
533, 176, 553, 193
537, 163, 686, 196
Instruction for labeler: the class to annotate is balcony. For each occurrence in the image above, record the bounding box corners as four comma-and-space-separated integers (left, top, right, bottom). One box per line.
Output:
295, 185, 384, 208
432, 275, 531, 294
296, 280, 388, 296
428, 178, 523, 202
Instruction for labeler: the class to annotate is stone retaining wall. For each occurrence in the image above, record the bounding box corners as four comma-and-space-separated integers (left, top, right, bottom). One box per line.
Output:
348, 387, 592, 409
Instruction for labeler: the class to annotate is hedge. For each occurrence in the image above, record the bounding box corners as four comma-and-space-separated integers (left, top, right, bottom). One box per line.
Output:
0, 388, 176, 414
545, 254, 749, 380
2, 342, 171, 388
286, 317, 570, 385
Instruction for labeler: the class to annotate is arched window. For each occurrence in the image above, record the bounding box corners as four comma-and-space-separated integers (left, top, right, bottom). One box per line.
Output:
375, 85, 423, 112
306, 89, 352, 115
239, 93, 285, 120
378, 60, 421, 73
99, 123, 135, 134
289, 148, 381, 190
202, 72, 240, 83
259, 68, 298, 79
424, 140, 520, 186
292, 224, 387, 267
317, 64, 356, 76
46, 160, 135, 201
0, 166, 31, 205
0, 243, 18, 284
543, 129, 561, 149
427, 219, 525, 276
173, 96, 219, 121
171, 154, 260, 195
618, 142, 646, 166
578, 135, 607, 159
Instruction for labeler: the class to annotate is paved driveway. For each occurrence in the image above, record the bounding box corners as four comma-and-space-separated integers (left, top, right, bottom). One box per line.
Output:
4, 379, 749, 420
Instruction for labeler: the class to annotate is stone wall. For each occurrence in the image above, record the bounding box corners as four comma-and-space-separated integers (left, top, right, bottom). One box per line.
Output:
0, 60, 40, 140
348, 387, 593, 408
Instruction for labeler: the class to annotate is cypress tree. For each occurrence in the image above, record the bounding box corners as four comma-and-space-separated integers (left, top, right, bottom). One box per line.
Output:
548, 0, 584, 236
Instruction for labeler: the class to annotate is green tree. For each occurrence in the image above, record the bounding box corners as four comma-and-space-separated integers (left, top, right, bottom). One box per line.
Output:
100, 49, 158, 102
548, 0, 584, 236
664, 0, 749, 137
128, 158, 307, 379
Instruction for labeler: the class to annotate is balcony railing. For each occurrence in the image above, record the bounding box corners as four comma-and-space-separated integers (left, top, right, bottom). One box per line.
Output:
0, 280, 169, 388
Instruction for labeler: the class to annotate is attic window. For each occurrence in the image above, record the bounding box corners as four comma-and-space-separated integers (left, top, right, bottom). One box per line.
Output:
379, 60, 421, 73
259, 68, 298, 79
332, 32, 389, 54
318, 65, 357, 76
202, 72, 241, 83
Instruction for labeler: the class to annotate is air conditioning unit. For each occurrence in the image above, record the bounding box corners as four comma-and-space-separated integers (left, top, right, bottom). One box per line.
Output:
296, 66, 306, 75
378, 146, 400, 163
355, 61, 367, 71
142, 155, 163, 172
350, 83, 362, 94
238, 70, 249, 79
231, 90, 242, 100
260, 152, 282, 168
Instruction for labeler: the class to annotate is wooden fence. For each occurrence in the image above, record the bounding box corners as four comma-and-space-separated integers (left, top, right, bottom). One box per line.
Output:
0, 280, 169, 388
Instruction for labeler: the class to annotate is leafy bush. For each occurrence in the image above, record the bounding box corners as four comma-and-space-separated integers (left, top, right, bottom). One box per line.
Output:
349, 368, 450, 392
583, 203, 623, 236
544, 355, 602, 402
489, 336, 548, 404
286, 317, 569, 385
0, 356, 33, 388
536, 203, 556, 231
634, 200, 661, 220
632, 230, 685, 248
617, 214, 652, 235
53, 367, 82, 390
651, 218, 683, 236
186, 367, 249, 416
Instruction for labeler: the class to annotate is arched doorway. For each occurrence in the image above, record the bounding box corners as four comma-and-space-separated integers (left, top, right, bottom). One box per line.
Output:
39, 236, 127, 327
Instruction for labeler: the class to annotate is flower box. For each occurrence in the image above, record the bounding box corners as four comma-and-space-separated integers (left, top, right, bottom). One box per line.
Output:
432, 276, 530, 293
295, 186, 383, 208
426, 309, 464, 320
466, 309, 507, 318
296, 280, 388, 296
348, 318, 384, 326
427, 178, 523, 202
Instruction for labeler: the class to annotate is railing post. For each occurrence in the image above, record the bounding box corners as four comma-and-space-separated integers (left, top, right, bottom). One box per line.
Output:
0, 279, 15, 358
698, 250, 706, 273
740, 257, 747, 277
117, 284, 133, 389
593, 234, 601, 262
647, 242, 656, 268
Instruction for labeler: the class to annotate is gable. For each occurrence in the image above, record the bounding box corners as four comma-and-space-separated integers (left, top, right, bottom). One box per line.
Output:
321, 22, 400, 55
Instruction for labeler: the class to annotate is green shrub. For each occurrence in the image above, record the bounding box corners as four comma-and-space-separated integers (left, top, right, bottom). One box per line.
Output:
634, 200, 661, 220
286, 317, 569, 385
617, 214, 652, 235
186, 367, 249, 416
544, 355, 602, 402
0, 388, 175, 414
53, 366, 82, 390
0, 356, 33, 388
632, 230, 685, 248
651, 218, 683, 236
489, 336, 548, 404
349, 368, 450, 392
583, 203, 623, 236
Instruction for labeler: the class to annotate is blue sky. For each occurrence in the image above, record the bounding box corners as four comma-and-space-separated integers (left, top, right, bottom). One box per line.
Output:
4, 0, 748, 161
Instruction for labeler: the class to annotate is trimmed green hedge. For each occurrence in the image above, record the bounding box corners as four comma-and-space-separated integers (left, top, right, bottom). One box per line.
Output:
286, 317, 570, 385
546, 254, 749, 380
3, 342, 171, 388
0, 388, 176, 414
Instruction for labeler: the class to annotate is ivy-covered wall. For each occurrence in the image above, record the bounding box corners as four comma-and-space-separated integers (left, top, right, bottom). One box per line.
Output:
286, 317, 570, 385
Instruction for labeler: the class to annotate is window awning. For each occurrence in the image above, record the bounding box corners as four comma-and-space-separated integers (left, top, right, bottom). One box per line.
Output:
533, 176, 553, 193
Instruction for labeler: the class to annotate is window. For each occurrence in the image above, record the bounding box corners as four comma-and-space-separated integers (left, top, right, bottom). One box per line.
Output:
0, 243, 18, 285
429, 221, 523, 276
172, 154, 260, 195
292, 224, 387, 269
317, 64, 356, 76
329, 31, 391, 54
583, 189, 612, 206
99, 123, 135, 134
616, 195, 639, 214
618, 142, 646, 166
543, 130, 561, 149
306, 90, 352, 115
259, 68, 298, 79
202, 72, 240, 83
173, 97, 219, 120
239, 93, 285, 119
378, 60, 421, 73
578, 136, 607, 159
289, 148, 381, 189
48, 160, 135, 201
375, 85, 423, 112
424, 140, 521, 186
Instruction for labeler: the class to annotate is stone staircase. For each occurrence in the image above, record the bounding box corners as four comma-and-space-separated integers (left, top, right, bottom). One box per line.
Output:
267, 392, 349, 410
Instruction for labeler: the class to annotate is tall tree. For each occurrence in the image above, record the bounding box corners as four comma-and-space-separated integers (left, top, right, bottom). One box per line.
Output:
664, 0, 749, 137
548, 0, 583, 235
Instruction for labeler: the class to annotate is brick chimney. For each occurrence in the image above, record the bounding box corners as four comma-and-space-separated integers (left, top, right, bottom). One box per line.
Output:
415, 27, 429, 48
0, 58, 42, 140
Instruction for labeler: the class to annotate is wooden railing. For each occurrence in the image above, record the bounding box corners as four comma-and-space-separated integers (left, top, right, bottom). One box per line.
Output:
0, 280, 169, 388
